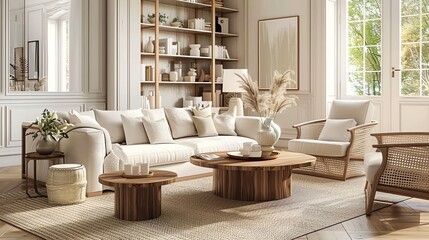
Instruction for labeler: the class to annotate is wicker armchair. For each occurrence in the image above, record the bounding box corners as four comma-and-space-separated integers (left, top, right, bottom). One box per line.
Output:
364, 132, 429, 215
288, 100, 378, 180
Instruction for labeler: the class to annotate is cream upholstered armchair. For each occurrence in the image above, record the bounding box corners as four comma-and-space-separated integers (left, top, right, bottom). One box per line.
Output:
364, 132, 429, 215
288, 100, 378, 180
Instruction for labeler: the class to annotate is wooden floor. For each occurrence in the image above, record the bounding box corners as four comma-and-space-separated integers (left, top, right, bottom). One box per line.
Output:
0, 166, 428, 240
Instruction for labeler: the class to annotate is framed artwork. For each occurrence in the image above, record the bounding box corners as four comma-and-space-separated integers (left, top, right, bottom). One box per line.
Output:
28, 40, 39, 80
258, 16, 299, 90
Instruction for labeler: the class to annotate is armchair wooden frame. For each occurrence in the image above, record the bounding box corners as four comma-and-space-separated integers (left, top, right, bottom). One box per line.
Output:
365, 132, 429, 215
292, 119, 378, 180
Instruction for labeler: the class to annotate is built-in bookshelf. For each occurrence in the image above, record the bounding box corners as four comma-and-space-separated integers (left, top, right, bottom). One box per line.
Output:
140, 0, 239, 108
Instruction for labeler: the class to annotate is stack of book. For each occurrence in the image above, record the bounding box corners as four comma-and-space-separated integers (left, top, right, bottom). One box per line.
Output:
188, 18, 206, 30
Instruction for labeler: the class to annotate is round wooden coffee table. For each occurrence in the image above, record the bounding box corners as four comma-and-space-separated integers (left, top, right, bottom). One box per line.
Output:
190, 151, 316, 201
99, 170, 177, 221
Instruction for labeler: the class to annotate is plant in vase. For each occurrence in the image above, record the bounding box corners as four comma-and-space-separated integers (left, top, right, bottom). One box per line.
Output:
237, 70, 298, 156
170, 17, 183, 27
147, 13, 168, 25
27, 109, 73, 155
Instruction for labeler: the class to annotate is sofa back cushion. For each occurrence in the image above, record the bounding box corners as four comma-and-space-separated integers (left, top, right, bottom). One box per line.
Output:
68, 110, 99, 125
164, 107, 197, 138
328, 100, 373, 125
94, 109, 142, 143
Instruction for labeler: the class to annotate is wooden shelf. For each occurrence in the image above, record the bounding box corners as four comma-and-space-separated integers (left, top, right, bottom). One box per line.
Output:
141, 23, 238, 37
141, 53, 238, 61
143, 0, 238, 13
141, 81, 222, 85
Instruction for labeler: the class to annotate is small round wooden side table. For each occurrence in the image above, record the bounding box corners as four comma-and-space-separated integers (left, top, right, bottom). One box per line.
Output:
99, 170, 177, 221
25, 151, 65, 198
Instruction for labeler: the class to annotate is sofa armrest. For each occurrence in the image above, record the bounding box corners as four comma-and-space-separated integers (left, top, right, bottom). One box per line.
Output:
235, 116, 280, 141
58, 127, 109, 194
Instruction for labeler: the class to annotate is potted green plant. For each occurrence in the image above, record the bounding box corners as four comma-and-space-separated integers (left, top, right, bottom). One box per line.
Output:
170, 17, 183, 27
147, 13, 168, 25
27, 109, 74, 155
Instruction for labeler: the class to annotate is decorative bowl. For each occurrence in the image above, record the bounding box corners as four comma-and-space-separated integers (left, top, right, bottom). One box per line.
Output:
170, 22, 182, 27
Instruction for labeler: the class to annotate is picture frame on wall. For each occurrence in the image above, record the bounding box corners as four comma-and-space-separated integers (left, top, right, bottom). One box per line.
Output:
258, 16, 299, 90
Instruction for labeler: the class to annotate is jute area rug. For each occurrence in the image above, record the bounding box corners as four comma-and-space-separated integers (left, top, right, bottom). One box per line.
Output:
0, 174, 406, 240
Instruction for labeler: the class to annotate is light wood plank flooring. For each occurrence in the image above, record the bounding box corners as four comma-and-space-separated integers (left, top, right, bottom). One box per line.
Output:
0, 165, 428, 240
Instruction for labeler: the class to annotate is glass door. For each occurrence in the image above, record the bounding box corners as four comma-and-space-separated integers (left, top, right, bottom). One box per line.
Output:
342, 0, 429, 131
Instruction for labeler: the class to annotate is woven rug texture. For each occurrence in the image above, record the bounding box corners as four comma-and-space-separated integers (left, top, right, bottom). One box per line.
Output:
0, 174, 406, 240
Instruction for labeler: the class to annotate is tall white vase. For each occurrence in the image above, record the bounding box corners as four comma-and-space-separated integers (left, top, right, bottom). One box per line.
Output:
257, 118, 280, 157
145, 36, 154, 53
257, 128, 277, 157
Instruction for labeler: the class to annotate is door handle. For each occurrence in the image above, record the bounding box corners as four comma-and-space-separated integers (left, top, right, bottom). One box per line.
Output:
392, 67, 401, 77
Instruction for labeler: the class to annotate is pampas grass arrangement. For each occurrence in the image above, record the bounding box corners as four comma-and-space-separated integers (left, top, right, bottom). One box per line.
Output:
237, 70, 298, 128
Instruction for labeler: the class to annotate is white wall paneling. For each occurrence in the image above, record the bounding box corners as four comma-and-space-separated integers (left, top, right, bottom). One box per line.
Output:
0, 0, 107, 165
400, 103, 429, 131
107, 0, 140, 110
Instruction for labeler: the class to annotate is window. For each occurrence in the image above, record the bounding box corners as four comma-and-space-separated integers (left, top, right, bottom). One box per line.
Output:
347, 0, 382, 96
400, 0, 429, 96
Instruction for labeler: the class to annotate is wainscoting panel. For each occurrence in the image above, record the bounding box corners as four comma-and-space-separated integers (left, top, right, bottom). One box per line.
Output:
371, 101, 382, 133
400, 103, 429, 131
0, 107, 3, 148
6, 104, 83, 148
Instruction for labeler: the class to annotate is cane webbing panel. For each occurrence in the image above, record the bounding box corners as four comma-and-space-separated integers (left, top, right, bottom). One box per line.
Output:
379, 146, 429, 192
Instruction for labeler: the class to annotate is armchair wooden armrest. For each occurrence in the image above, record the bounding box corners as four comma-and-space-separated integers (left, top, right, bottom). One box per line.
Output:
373, 142, 429, 149
371, 132, 429, 144
292, 119, 326, 139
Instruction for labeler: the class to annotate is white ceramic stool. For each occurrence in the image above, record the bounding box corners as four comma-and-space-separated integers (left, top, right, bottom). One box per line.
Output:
46, 164, 87, 205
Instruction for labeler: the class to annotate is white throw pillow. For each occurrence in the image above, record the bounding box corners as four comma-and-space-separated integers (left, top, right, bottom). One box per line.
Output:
141, 117, 175, 144
190, 106, 212, 117
68, 110, 99, 125
164, 107, 197, 138
94, 109, 142, 143
192, 116, 218, 137
121, 115, 149, 145
318, 119, 357, 142
141, 108, 166, 121
213, 106, 237, 136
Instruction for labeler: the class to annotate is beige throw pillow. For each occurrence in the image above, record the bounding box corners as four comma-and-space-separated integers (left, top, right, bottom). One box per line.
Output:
213, 106, 237, 136
94, 109, 142, 143
141, 108, 166, 121
164, 107, 197, 138
192, 116, 218, 137
121, 115, 149, 145
190, 106, 212, 117
68, 110, 99, 125
141, 117, 174, 144
318, 119, 357, 142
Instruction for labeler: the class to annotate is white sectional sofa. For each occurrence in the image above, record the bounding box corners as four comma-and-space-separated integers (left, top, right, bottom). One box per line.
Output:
25, 107, 280, 196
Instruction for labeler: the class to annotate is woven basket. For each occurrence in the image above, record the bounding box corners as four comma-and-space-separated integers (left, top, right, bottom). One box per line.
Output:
46, 164, 87, 205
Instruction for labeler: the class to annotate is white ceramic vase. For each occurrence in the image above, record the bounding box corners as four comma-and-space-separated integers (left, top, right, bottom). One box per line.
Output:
146, 36, 154, 53
256, 118, 280, 157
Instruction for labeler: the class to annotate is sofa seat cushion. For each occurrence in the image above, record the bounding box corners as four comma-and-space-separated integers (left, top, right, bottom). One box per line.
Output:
288, 139, 350, 157
364, 152, 382, 184
112, 143, 194, 167
174, 136, 256, 154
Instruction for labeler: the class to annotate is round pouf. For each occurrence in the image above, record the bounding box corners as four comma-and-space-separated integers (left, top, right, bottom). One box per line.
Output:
46, 164, 87, 205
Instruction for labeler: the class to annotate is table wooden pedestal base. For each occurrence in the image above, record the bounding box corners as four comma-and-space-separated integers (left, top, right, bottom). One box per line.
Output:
212, 168, 292, 201
114, 185, 161, 221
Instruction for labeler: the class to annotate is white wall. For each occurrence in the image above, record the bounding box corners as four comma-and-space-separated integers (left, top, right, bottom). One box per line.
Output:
246, 0, 325, 147
0, 0, 107, 167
